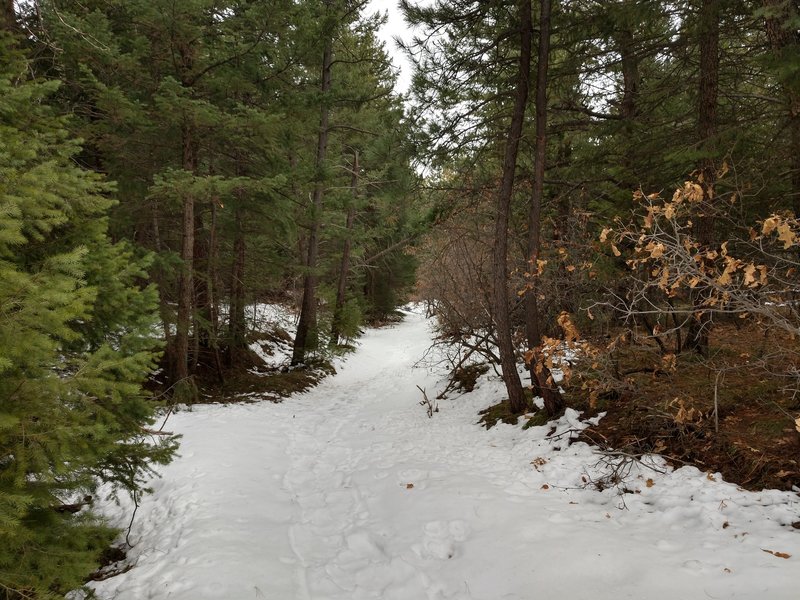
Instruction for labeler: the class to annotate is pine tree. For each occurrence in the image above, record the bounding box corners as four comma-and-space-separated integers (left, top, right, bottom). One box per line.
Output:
0, 36, 175, 598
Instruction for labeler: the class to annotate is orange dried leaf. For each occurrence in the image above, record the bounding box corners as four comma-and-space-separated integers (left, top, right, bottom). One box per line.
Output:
762, 549, 791, 559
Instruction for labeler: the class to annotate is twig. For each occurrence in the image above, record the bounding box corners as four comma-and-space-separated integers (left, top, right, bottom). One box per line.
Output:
416, 385, 438, 418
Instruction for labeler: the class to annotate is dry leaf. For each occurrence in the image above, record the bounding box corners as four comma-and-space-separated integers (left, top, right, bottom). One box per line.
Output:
600, 227, 612, 243
762, 549, 791, 559
406, 483, 414, 489
541, 484, 550, 490
743, 263, 757, 287
531, 457, 547, 470
762, 216, 779, 236
776, 222, 796, 249
646, 241, 665, 259
646, 478, 655, 488
558, 312, 580, 342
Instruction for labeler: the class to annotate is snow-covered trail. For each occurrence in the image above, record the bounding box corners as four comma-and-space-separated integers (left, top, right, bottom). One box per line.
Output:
90, 308, 800, 600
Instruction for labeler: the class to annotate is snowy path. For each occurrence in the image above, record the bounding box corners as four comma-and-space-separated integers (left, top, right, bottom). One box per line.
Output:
90, 309, 800, 600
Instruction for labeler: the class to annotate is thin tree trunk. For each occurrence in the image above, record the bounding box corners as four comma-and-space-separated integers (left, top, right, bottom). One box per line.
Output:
492, 0, 532, 414
192, 207, 208, 373
1, 0, 15, 32
228, 201, 247, 366
151, 197, 174, 371
207, 200, 224, 382
175, 119, 196, 385
525, 0, 563, 417
293, 38, 333, 365
687, 0, 720, 355
331, 150, 359, 346
762, 0, 800, 215
617, 22, 640, 190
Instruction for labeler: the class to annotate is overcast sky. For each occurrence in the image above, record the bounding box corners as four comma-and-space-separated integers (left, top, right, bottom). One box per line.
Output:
365, 0, 414, 94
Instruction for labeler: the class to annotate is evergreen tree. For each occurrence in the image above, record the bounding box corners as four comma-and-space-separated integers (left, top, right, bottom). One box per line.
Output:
0, 36, 175, 598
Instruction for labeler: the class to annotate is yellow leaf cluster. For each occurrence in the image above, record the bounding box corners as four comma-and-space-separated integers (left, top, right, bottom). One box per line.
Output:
673, 181, 704, 204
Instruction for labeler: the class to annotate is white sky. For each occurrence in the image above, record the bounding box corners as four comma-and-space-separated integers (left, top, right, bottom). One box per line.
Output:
365, 0, 414, 94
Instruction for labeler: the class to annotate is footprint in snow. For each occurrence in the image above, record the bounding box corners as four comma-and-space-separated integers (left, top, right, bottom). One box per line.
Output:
414, 520, 471, 560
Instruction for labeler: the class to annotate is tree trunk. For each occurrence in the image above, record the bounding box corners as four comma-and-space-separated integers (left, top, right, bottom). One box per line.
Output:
192, 207, 208, 372
292, 37, 333, 365
1, 0, 15, 32
762, 0, 800, 215
525, 0, 563, 417
492, 0, 532, 414
175, 119, 196, 385
228, 201, 247, 366
151, 197, 175, 373
207, 200, 223, 382
687, 0, 720, 355
617, 22, 640, 191
331, 150, 358, 346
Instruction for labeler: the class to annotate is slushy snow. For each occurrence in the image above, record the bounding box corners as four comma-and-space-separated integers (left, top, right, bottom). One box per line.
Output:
86, 307, 800, 599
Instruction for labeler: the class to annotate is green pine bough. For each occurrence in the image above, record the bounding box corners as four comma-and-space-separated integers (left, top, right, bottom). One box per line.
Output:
0, 36, 177, 598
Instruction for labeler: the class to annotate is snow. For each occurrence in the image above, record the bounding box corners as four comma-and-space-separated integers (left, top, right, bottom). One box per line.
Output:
82, 306, 800, 600
245, 303, 297, 370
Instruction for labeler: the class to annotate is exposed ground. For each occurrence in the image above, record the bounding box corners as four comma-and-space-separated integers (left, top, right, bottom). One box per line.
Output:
568, 322, 800, 492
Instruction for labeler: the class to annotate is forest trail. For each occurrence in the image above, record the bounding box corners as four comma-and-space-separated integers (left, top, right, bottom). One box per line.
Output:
88, 308, 800, 600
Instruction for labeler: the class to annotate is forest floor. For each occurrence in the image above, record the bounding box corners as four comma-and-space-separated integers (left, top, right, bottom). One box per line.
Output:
569, 324, 800, 492
82, 307, 799, 600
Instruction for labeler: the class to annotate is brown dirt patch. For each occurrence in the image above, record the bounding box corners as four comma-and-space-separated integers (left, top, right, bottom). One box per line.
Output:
567, 322, 800, 491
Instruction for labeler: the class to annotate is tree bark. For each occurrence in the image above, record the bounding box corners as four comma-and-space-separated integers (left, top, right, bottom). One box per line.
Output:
292, 37, 333, 365
525, 0, 563, 416
616, 22, 640, 191
1, 0, 15, 32
175, 119, 197, 384
331, 150, 358, 346
228, 200, 247, 366
762, 0, 800, 215
492, 0, 532, 414
151, 197, 175, 373
696, 0, 719, 248
207, 199, 223, 382
687, 0, 720, 355
191, 207, 208, 372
